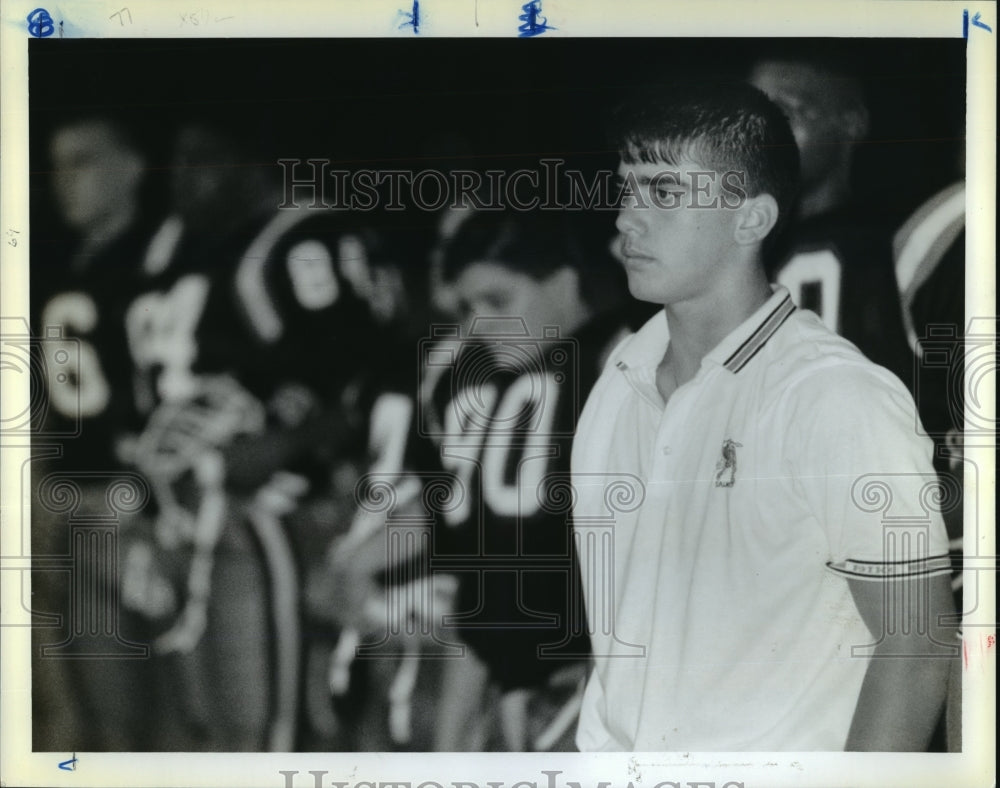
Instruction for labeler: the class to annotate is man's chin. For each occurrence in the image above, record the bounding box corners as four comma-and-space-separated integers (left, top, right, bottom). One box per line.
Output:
625, 276, 666, 305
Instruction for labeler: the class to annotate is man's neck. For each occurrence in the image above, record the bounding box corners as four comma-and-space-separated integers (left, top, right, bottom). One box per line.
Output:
659, 269, 773, 389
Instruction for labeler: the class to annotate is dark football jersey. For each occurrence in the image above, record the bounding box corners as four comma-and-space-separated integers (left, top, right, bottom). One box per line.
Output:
124, 209, 385, 460
221, 210, 399, 492
767, 208, 914, 387
120, 210, 283, 569
123, 213, 255, 421
422, 310, 633, 690
31, 220, 157, 470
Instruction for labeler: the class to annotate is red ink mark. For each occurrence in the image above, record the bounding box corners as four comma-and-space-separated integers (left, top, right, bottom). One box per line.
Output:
988, 635, 996, 649
963, 640, 968, 668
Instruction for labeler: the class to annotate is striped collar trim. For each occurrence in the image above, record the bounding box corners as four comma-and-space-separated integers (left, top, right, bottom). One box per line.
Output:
611, 286, 796, 373
720, 291, 796, 373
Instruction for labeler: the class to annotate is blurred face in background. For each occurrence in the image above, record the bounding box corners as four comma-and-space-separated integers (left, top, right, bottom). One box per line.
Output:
171, 124, 237, 226
50, 120, 144, 232
749, 60, 867, 190
170, 123, 267, 231
452, 260, 576, 341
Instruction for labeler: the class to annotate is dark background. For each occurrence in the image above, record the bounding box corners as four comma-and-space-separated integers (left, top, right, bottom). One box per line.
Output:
30, 37, 966, 234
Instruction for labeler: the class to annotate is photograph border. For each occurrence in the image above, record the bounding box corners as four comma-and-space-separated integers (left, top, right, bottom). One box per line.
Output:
1, 2, 995, 787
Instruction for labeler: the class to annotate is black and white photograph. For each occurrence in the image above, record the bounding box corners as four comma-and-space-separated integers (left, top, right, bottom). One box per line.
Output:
0, 3, 994, 787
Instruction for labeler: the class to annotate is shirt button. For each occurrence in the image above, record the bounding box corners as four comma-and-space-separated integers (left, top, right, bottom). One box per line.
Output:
662, 446, 672, 455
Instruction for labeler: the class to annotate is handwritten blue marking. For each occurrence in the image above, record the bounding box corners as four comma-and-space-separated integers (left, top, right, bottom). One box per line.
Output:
518, 0, 555, 37
58, 756, 77, 771
963, 9, 992, 37
27, 8, 55, 37
398, 0, 420, 33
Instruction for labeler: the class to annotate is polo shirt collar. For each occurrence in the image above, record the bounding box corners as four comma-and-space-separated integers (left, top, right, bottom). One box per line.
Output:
617, 286, 796, 375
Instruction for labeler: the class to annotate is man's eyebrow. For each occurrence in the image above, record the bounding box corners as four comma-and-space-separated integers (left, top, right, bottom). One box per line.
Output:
642, 173, 689, 189
615, 172, 683, 183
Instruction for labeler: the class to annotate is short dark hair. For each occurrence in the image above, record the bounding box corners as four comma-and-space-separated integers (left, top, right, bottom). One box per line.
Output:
609, 80, 800, 236
440, 209, 585, 284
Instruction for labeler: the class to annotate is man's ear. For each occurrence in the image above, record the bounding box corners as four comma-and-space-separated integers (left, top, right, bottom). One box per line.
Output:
734, 193, 779, 246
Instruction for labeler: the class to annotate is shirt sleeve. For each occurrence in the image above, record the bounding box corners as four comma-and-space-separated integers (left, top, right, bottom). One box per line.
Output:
782, 362, 952, 581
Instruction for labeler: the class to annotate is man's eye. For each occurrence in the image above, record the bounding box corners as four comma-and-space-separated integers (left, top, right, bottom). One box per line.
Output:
653, 185, 684, 204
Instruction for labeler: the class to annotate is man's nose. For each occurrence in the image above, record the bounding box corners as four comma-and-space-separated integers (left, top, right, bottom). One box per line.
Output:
615, 201, 643, 236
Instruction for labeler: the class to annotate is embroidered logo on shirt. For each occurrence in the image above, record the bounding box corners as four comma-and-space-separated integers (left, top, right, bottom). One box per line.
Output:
715, 438, 742, 487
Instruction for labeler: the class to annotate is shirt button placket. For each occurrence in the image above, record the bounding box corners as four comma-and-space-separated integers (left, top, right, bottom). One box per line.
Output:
654, 416, 677, 473
655, 382, 698, 472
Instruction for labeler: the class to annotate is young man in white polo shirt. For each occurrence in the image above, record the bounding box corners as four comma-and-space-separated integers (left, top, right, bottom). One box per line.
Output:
571, 81, 956, 751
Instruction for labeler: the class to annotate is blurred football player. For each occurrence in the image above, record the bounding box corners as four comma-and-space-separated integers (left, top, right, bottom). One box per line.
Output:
111, 119, 280, 751
749, 51, 914, 385
115, 118, 392, 751
306, 202, 463, 751
34, 115, 154, 464
329, 209, 633, 751
229, 210, 427, 752
31, 114, 160, 751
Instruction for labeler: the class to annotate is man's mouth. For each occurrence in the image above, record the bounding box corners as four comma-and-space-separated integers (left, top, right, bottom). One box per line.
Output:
622, 244, 655, 262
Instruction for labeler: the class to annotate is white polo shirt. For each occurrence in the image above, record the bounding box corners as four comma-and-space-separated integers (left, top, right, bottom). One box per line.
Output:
571, 286, 951, 752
